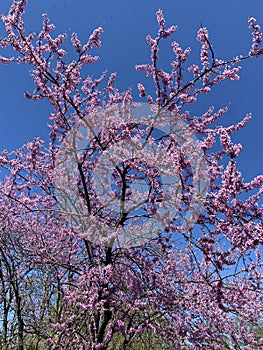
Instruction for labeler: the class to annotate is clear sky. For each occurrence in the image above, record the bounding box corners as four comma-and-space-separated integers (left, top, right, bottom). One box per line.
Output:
0, 0, 263, 181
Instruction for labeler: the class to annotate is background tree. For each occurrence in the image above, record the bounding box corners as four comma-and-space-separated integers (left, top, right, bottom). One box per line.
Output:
0, 1, 263, 349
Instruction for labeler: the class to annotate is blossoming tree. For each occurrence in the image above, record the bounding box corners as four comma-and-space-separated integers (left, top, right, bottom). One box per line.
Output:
0, 1, 263, 349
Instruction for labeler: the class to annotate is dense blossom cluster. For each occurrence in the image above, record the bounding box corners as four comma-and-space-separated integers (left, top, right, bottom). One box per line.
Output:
0, 1, 263, 349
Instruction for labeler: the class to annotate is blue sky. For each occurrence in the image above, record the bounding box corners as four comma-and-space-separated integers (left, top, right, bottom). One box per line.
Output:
0, 0, 263, 182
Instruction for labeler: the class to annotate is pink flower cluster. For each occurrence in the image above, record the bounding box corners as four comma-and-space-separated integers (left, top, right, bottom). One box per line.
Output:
0, 2, 263, 349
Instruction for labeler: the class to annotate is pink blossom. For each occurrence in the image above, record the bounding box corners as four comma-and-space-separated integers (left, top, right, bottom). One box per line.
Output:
0, 2, 262, 349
